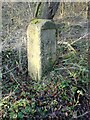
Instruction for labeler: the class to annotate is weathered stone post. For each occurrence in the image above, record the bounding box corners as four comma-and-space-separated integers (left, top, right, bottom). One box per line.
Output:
27, 19, 56, 80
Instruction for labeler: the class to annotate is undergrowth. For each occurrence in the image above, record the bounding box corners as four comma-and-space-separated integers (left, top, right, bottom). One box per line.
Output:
1, 34, 89, 120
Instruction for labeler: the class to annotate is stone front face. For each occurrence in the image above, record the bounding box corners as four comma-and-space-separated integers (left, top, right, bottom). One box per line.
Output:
27, 19, 56, 80
27, 25, 41, 80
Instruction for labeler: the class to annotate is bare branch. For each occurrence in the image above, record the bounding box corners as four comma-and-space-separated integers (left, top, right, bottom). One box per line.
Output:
72, 111, 90, 119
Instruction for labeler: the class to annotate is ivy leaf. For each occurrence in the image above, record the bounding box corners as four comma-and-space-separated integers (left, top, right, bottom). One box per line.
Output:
18, 112, 23, 119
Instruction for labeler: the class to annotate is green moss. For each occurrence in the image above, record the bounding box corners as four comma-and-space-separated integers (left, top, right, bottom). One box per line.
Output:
30, 19, 42, 24
30, 19, 56, 29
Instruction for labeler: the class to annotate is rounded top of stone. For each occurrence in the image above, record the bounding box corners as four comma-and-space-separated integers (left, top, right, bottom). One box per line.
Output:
30, 19, 56, 29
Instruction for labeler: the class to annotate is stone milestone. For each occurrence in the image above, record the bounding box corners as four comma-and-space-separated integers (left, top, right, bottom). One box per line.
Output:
27, 19, 56, 80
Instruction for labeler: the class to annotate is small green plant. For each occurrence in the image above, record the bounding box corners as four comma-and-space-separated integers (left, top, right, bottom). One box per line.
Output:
1, 98, 31, 119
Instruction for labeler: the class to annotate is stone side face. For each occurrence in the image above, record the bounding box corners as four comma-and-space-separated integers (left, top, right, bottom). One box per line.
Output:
27, 19, 56, 80
41, 29, 56, 75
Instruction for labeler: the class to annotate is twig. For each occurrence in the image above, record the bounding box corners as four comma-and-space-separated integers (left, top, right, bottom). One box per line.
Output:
2, 91, 14, 100
2, 60, 27, 75
2, 85, 19, 101
72, 111, 90, 119
2, 55, 27, 65
2, 66, 19, 75
54, 66, 88, 72
19, 47, 22, 71
71, 33, 88, 45
58, 41, 76, 53
58, 33, 88, 46
4, 66, 20, 85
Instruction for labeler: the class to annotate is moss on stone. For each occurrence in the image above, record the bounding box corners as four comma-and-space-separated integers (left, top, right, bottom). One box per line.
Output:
30, 19, 42, 24
30, 19, 56, 29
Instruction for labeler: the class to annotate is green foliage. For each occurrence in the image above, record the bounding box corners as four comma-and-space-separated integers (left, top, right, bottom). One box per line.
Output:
1, 98, 30, 119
